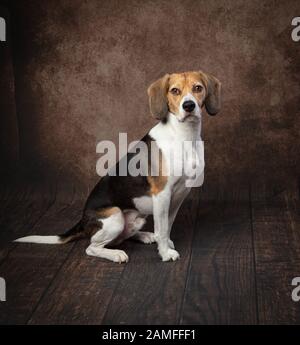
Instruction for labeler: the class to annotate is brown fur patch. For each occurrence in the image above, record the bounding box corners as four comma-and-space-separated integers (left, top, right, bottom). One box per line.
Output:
147, 70, 221, 122
147, 174, 168, 195
147, 74, 170, 120
167, 71, 207, 115
95, 206, 121, 218
145, 139, 168, 195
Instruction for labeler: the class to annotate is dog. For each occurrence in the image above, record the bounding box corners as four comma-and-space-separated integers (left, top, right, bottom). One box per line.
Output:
15, 71, 221, 263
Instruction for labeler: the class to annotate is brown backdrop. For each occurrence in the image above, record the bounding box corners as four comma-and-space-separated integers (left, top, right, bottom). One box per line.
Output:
1, 0, 300, 190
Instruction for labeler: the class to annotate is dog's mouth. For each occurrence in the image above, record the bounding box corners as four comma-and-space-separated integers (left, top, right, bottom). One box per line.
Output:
178, 113, 200, 123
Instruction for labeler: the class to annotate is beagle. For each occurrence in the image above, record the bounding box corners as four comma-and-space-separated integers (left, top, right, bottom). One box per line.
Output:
15, 71, 221, 263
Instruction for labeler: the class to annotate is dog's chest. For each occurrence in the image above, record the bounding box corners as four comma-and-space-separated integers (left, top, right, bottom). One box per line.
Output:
132, 196, 153, 215
158, 137, 204, 183
149, 121, 204, 178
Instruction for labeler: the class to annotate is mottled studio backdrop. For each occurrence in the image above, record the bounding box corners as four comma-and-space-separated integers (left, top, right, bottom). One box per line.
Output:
1, 0, 300, 190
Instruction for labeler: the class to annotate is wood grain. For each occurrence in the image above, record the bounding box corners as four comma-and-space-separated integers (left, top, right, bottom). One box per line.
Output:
102, 189, 200, 325
251, 180, 300, 324
180, 183, 257, 324
0, 182, 55, 264
0, 181, 81, 324
28, 181, 128, 324
1, 178, 300, 324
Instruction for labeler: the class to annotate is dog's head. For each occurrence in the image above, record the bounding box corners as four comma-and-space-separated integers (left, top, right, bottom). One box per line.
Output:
147, 71, 221, 122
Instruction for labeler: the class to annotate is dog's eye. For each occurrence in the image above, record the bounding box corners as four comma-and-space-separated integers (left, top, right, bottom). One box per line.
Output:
170, 88, 180, 95
193, 85, 203, 92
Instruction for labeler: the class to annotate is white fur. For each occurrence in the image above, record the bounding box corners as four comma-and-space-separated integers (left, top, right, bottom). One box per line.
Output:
148, 107, 204, 261
133, 195, 153, 215
133, 231, 155, 244
112, 209, 146, 245
14, 235, 62, 244
86, 209, 128, 263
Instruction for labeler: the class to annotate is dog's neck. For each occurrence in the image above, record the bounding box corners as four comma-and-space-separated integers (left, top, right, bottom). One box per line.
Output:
167, 112, 202, 141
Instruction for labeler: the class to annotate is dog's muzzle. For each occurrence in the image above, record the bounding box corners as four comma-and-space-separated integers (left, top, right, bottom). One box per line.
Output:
182, 100, 196, 113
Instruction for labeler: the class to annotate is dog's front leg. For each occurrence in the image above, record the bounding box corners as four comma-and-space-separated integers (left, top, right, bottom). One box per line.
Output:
167, 186, 191, 249
153, 189, 180, 261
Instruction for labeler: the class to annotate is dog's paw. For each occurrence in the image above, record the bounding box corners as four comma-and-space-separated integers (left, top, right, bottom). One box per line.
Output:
86, 247, 129, 264
134, 231, 156, 244
108, 250, 129, 264
160, 248, 180, 262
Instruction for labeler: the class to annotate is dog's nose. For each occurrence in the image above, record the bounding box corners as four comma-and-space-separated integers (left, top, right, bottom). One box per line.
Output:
182, 100, 195, 112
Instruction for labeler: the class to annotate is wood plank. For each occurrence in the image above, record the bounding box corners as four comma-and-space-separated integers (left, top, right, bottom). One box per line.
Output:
180, 183, 257, 325
0, 181, 55, 264
251, 180, 300, 262
28, 239, 130, 325
251, 180, 300, 324
28, 182, 130, 325
101, 189, 200, 325
0, 184, 21, 262
256, 260, 300, 324
28, 189, 199, 325
0, 182, 83, 324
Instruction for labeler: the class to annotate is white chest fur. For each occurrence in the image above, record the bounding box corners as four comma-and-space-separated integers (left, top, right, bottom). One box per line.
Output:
133, 113, 205, 216
149, 113, 205, 188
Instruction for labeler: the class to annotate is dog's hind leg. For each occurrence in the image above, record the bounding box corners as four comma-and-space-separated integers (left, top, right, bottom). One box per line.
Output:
111, 209, 147, 245
85, 207, 129, 263
110, 209, 155, 245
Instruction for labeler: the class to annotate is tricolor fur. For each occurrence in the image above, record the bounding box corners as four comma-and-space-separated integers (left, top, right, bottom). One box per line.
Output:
15, 70, 221, 263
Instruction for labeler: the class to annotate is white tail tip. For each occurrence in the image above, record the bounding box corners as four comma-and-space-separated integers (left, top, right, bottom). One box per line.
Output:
14, 235, 62, 244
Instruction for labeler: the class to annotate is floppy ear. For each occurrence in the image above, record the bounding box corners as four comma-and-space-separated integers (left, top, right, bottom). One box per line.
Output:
147, 74, 170, 121
203, 73, 221, 116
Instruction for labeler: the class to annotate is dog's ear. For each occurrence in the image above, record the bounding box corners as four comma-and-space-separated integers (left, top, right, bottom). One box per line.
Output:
147, 74, 170, 121
203, 72, 221, 116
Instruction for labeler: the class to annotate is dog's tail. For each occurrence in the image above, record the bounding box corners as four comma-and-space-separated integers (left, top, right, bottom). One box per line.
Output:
14, 220, 85, 245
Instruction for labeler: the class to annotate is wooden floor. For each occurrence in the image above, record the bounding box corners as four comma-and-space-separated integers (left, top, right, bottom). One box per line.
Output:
0, 179, 300, 325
